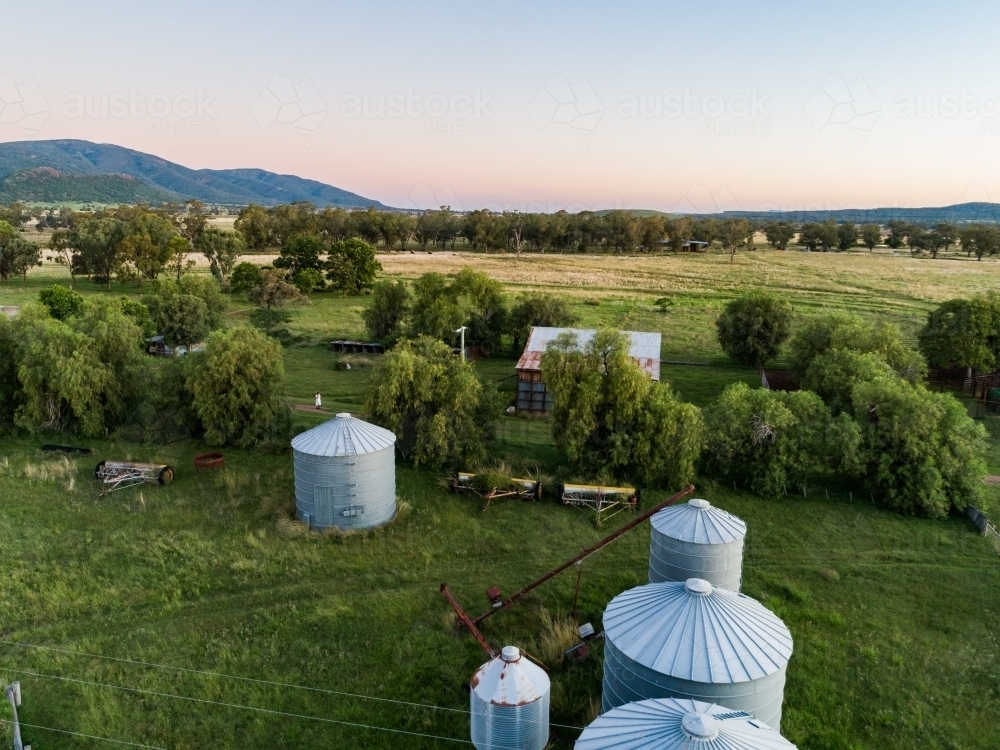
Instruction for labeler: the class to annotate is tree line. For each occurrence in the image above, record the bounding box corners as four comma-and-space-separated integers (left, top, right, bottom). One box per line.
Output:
360, 284, 988, 521
5, 201, 1000, 291
0, 283, 288, 448
231, 203, 1000, 260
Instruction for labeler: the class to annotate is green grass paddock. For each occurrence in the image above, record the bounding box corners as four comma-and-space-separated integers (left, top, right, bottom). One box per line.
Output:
0, 257, 999, 748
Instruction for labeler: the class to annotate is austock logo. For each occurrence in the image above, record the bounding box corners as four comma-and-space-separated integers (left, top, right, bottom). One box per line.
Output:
405, 184, 464, 212
0, 74, 49, 133
62, 88, 219, 136
251, 75, 327, 134
675, 184, 741, 215
528, 75, 604, 136
804, 75, 881, 137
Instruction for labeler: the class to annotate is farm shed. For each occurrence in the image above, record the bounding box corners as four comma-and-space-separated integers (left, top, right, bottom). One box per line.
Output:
648, 498, 747, 590
575, 697, 797, 749
329, 340, 385, 354
602, 578, 793, 729
145, 336, 203, 357
515, 327, 661, 415
291, 412, 396, 530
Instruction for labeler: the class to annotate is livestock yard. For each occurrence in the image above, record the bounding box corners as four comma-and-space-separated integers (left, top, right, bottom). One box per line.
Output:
1, 248, 999, 749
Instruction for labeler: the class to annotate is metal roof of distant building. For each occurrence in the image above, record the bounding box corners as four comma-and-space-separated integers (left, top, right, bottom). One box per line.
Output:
516, 327, 661, 380
575, 697, 797, 749
650, 498, 747, 544
603, 579, 793, 684
291, 413, 396, 457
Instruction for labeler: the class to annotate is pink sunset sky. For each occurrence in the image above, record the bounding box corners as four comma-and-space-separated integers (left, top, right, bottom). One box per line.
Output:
3, 0, 1000, 212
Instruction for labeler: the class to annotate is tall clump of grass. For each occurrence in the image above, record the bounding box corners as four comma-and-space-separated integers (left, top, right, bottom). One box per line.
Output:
470, 460, 547, 493
274, 515, 308, 540
335, 353, 378, 371
537, 608, 579, 666
217, 468, 257, 509
24, 454, 77, 485
472, 460, 517, 493
258, 492, 295, 520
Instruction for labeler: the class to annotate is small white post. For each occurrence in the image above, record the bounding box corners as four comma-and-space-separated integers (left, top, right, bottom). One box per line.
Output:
455, 326, 468, 361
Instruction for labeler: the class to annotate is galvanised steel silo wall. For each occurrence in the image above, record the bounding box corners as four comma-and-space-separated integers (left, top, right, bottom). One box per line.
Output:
648, 532, 744, 591
471, 691, 550, 750
293, 444, 396, 530
601, 639, 787, 730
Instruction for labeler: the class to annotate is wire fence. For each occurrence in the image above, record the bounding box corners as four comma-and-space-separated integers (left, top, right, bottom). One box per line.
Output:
0, 637, 584, 749
966, 504, 1000, 556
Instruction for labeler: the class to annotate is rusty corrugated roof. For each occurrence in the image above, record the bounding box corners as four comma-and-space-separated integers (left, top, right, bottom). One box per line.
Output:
515, 327, 661, 380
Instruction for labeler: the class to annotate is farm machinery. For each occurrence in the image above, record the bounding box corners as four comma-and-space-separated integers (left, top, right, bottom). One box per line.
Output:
440, 484, 694, 660
558, 482, 640, 525
95, 460, 174, 495
450, 470, 542, 511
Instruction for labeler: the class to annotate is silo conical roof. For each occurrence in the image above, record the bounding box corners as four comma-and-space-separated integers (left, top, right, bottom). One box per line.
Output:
650, 499, 746, 544
471, 646, 549, 706
603, 579, 792, 683
291, 412, 396, 456
575, 697, 797, 749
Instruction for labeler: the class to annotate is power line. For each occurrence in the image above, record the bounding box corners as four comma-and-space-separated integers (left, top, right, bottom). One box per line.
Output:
0, 638, 466, 715
10, 667, 475, 746
0, 638, 584, 731
0, 718, 166, 749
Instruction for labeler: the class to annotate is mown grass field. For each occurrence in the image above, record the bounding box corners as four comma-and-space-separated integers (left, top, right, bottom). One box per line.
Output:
1, 249, 999, 749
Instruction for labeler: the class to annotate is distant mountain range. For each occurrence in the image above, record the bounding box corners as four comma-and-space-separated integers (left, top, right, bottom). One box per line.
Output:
0, 139, 387, 208
693, 204, 1000, 224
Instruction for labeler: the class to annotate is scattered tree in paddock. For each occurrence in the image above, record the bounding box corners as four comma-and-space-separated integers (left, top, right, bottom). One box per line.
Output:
716, 292, 793, 370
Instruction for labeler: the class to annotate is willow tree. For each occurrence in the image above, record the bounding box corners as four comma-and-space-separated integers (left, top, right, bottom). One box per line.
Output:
2, 301, 148, 435
790, 313, 926, 382
185, 326, 288, 447
363, 279, 410, 342
541, 328, 702, 488
850, 375, 987, 518
365, 336, 500, 467
702, 382, 856, 499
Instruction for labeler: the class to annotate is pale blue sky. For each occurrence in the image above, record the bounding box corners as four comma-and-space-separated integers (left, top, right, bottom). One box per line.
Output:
3, 0, 1000, 211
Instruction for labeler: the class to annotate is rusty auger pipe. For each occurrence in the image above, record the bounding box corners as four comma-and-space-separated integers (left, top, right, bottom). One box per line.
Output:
470, 484, 694, 625
440, 583, 497, 658
439, 484, 695, 650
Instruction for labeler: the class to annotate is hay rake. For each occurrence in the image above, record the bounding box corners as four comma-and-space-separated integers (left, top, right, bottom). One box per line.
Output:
95, 460, 174, 495
559, 482, 640, 525
451, 471, 542, 511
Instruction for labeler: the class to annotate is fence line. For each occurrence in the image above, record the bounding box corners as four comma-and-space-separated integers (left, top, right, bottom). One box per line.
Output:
4, 681, 24, 750
966, 504, 1000, 556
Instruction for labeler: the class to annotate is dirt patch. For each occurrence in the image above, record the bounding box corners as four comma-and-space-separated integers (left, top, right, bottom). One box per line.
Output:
294, 404, 329, 413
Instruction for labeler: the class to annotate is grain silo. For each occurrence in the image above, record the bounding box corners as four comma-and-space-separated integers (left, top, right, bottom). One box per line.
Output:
576, 697, 797, 749
471, 646, 550, 750
291, 412, 396, 530
602, 579, 793, 729
648, 498, 747, 591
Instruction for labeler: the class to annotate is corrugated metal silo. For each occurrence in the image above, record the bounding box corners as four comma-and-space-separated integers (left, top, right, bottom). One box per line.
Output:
576, 697, 798, 749
291, 412, 396, 530
471, 646, 549, 750
648, 498, 747, 591
602, 578, 793, 729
